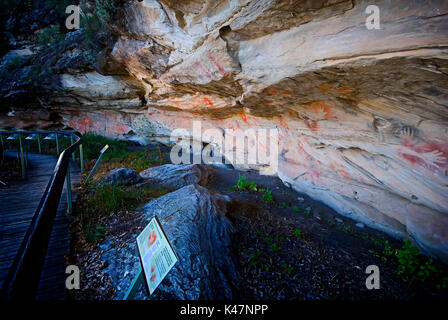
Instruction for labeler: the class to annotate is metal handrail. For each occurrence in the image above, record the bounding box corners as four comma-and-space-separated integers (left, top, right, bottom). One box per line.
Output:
0, 130, 82, 300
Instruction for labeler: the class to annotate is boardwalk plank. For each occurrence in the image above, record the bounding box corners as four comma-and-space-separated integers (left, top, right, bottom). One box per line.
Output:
0, 152, 80, 300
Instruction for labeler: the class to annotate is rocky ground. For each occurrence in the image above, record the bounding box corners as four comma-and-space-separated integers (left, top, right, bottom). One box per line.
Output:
212, 168, 448, 300
68, 147, 448, 300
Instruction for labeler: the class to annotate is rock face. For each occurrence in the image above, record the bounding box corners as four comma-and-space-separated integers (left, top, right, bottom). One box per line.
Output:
1, 1, 448, 261
101, 184, 239, 299
139, 164, 212, 189
103, 168, 141, 186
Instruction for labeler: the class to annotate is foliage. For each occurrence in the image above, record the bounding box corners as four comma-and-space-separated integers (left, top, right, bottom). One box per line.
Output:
82, 0, 120, 45
293, 229, 302, 237
5, 56, 27, 70
232, 175, 258, 191
249, 250, 261, 267
86, 184, 166, 216
292, 205, 300, 212
281, 263, 294, 275
81, 132, 128, 161
381, 240, 438, 283
38, 24, 65, 47
259, 188, 275, 205
127, 151, 154, 171
85, 224, 105, 243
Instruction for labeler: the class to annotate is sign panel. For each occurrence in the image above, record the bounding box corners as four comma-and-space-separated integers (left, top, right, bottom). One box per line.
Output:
136, 216, 178, 295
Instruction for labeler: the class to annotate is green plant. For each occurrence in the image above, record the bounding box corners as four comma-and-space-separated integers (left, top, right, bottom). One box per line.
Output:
278, 201, 287, 209
260, 188, 276, 205
128, 151, 153, 171
381, 239, 438, 283
292, 205, 300, 212
269, 242, 281, 253
281, 263, 295, 275
263, 237, 273, 244
85, 224, 105, 243
6, 56, 26, 70
81, 132, 129, 160
82, 0, 120, 45
38, 24, 65, 47
87, 184, 168, 216
436, 277, 448, 290
249, 250, 261, 267
304, 209, 311, 215
293, 229, 302, 237
232, 175, 258, 191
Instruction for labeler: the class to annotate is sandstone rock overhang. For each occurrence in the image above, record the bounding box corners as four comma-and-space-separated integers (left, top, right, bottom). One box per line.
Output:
1, 0, 448, 262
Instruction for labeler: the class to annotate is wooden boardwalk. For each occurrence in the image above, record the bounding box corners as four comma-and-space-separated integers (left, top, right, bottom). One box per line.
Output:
0, 152, 81, 300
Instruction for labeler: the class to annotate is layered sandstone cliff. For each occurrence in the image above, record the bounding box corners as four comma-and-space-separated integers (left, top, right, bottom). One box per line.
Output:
2, 0, 448, 261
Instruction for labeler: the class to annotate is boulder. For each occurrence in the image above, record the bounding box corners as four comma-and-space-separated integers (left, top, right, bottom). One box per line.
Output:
139, 164, 212, 190
103, 168, 141, 186
100, 184, 239, 300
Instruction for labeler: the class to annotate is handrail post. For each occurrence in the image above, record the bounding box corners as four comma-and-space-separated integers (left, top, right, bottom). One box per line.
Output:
66, 163, 72, 214
84, 145, 109, 185
55, 133, 60, 155
70, 137, 75, 161
37, 133, 41, 153
79, 143, 84, 173
18, 134, 26, 179
0, 133, 4, 160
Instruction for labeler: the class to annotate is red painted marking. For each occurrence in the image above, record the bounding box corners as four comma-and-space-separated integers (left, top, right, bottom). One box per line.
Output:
297, 140, 310, 157
150, 274, 156, 282
279, 118, 290, 130
77, 115, 93, 133
240, 113, 248, 124
305, 119, 318, 132
203, 97, 215, 107
318, 84, 334, 93
263, 88, 292, 97
312, 102, 332, 119
195, 61, 212, 79
337, 169, 350, 178
400, 138, 448, 169
399, 153, 421, 166
208, 53, 225, 76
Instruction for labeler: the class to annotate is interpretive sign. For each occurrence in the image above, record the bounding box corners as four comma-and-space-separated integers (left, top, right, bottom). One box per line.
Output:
136, 216, 178, 295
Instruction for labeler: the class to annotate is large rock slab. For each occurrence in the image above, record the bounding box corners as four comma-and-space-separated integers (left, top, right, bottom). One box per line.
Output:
100, 184, 239, 300
139, 164, 212, 189
103, 168, 141, 186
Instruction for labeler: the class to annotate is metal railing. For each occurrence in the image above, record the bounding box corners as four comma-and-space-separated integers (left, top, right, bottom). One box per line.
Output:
0, 130, 83, 300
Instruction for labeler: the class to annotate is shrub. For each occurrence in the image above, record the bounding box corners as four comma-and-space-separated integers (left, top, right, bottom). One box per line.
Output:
38, 24, 65, 47
81, 132, 128, 160
260, 188, 275, 205
232, 175, 258, 191
86, 184, 169, 216
382, 239, 438, 283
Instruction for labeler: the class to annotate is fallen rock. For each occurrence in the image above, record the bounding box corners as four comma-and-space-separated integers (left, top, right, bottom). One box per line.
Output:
100, 184, 239, 300
103, 168, 141, 186
356, 223, 365, 229
139, 164, 212, 190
